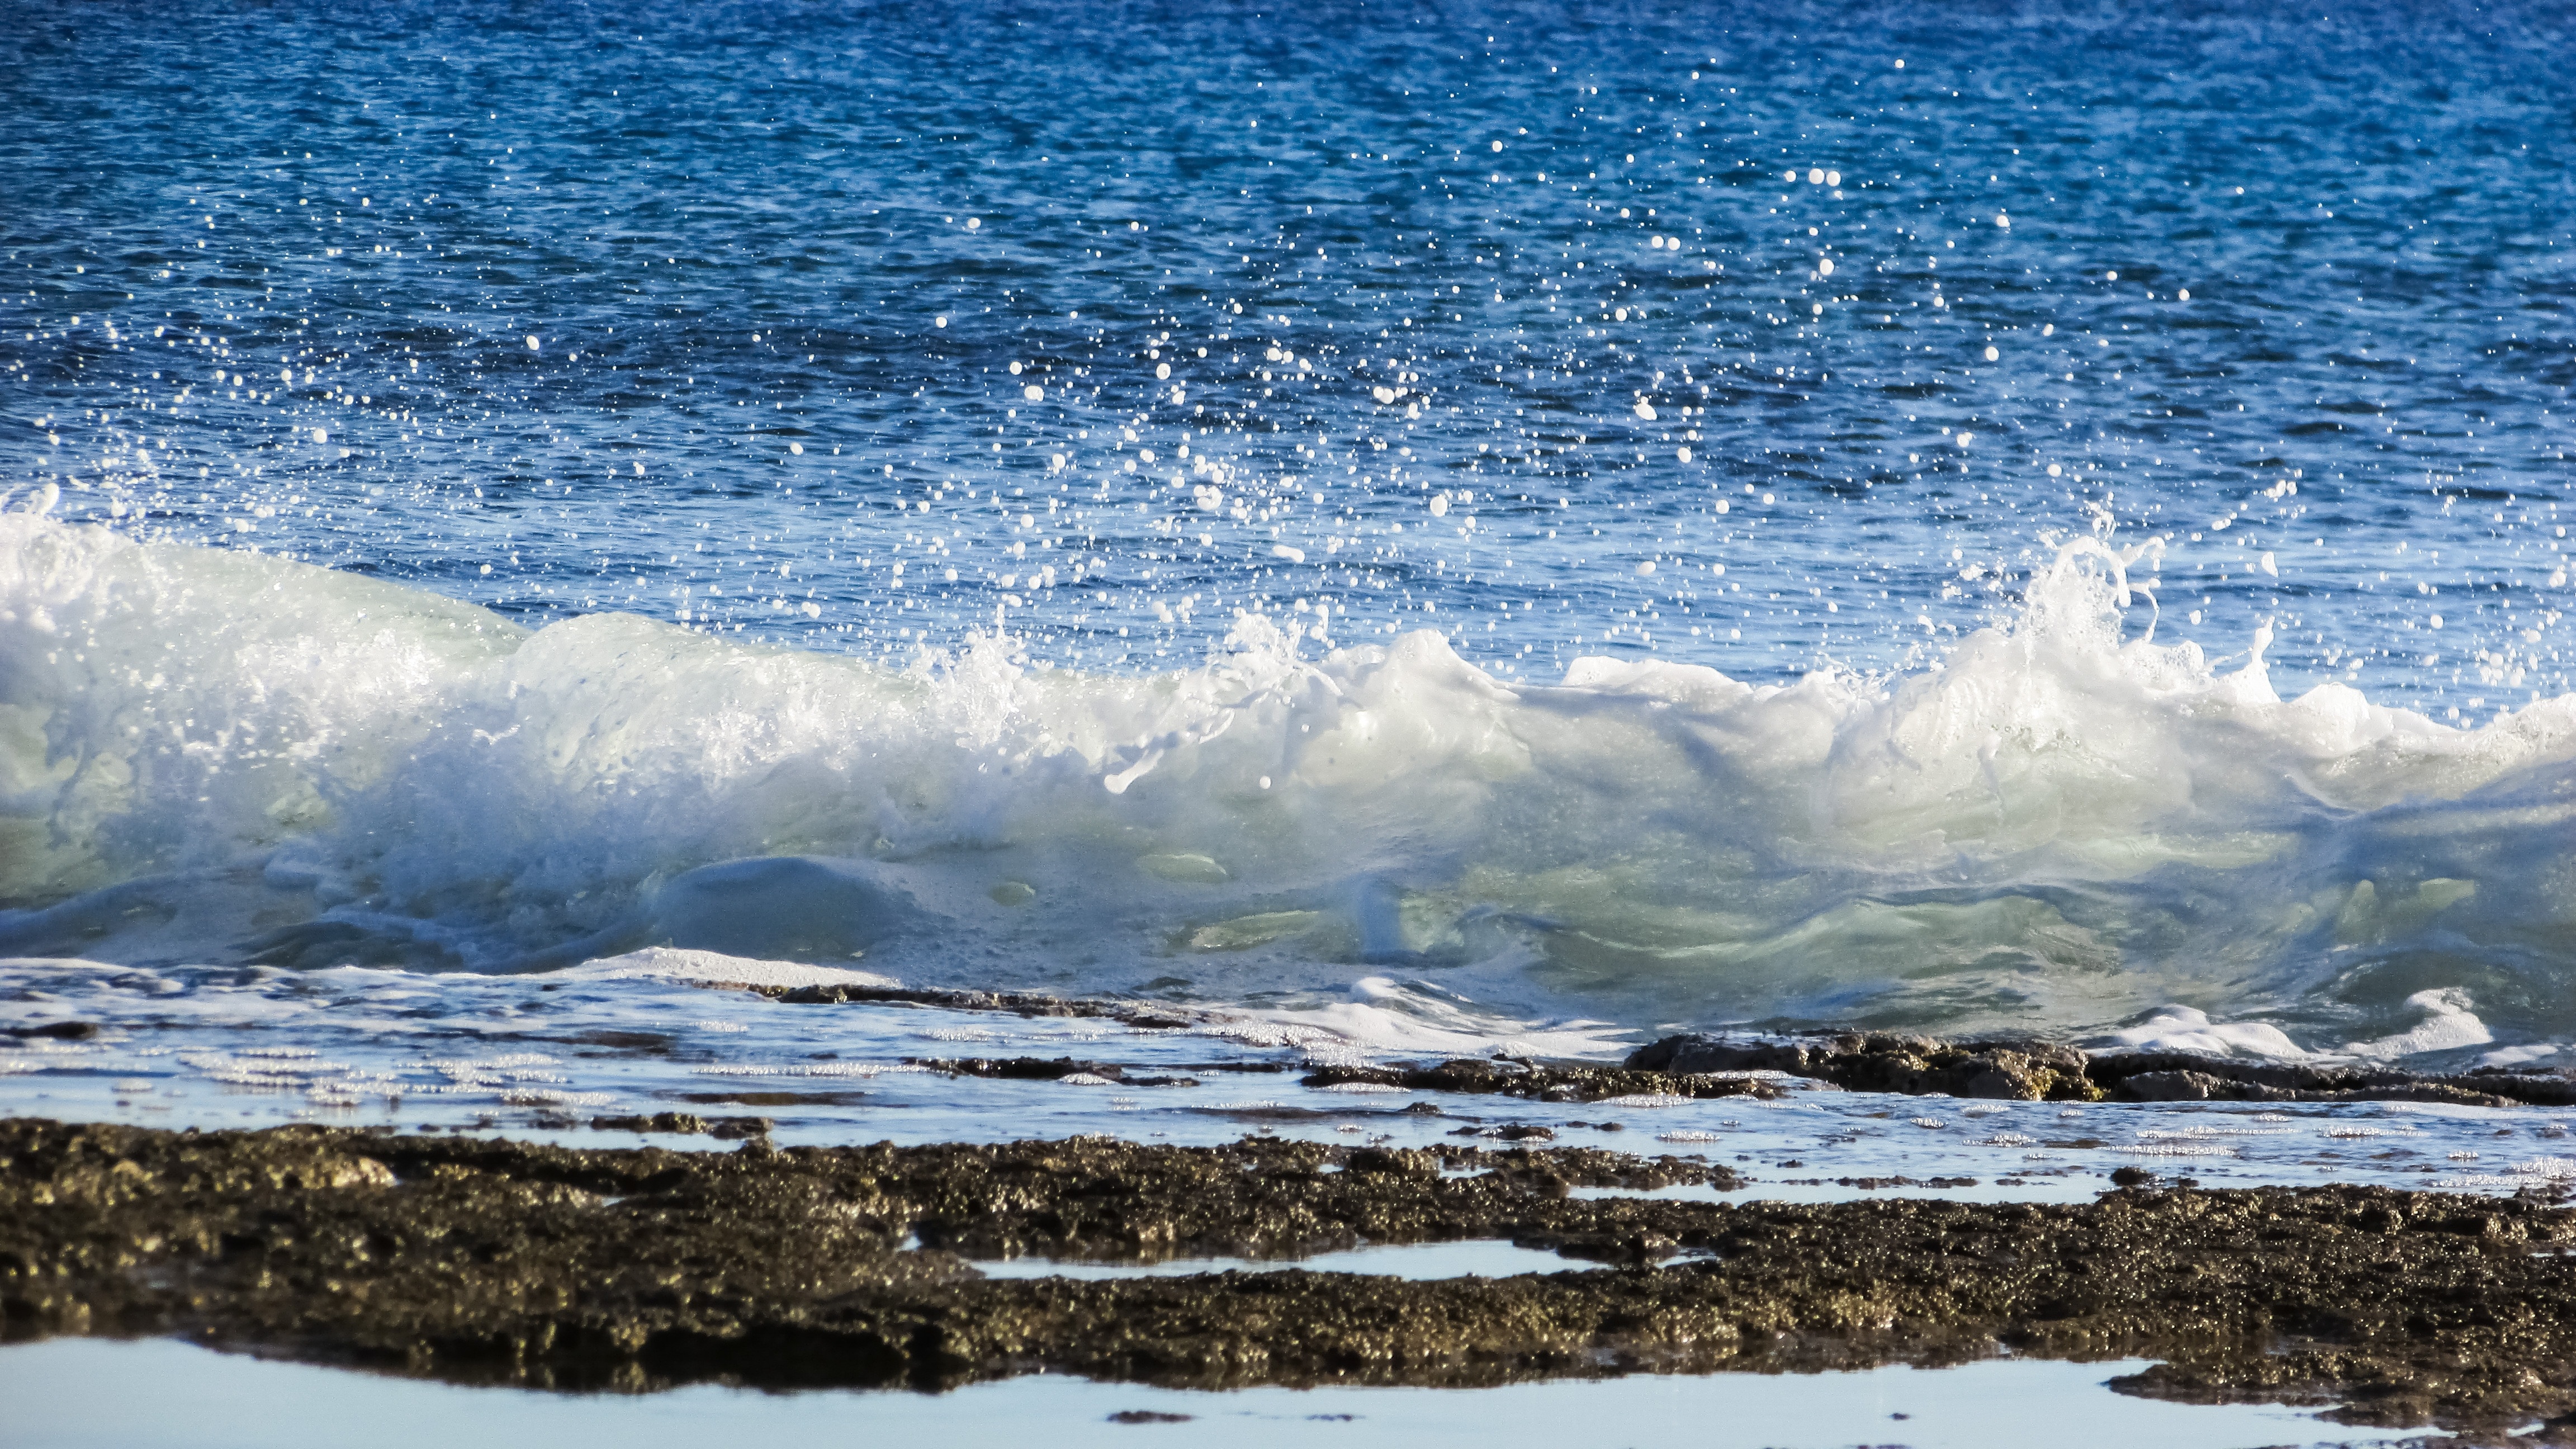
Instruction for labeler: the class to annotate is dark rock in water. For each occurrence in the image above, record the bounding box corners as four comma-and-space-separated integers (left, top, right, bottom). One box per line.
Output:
593, 1111, 711, 1134
1627, 1032, 2097, 1101
1627, 1030, 2576, 1109
1343, 1147, 1437, 1176
1300, 1057, 1777, 1104
5, 1119, 2576, 1435
7, 1021, 101, 1041
751, 979, 1230, 1034
589, 1113, 771, 1138
2109, 1165, 2160, 1187
911, 1057, 1198, 1088
1106, 1410, 1192, 1424
2115, 1070, 2246, 1103
2083, 1050, 2566, 1107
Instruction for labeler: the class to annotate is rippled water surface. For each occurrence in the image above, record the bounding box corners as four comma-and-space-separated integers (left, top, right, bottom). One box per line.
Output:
5, 1, 2575, 1058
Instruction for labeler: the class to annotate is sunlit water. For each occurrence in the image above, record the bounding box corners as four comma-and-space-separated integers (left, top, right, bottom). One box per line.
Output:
6, 1, 2576, 1071
0, 1339, 2436, 1449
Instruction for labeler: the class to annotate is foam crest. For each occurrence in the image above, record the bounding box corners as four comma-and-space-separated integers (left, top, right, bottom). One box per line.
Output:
10, 515, 2576, 1054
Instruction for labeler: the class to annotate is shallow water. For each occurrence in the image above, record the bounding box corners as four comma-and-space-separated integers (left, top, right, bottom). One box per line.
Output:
0, 1338, 2436, 1449
7, 1, 2576, 1058
4, 948, 2565, 1201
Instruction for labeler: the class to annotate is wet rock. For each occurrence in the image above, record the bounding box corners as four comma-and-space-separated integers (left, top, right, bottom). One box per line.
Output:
2115, 1070, 2232, 1102
1301, 1057, 1776, 1104
753, 981, 1223, 1034
9, 1119, 2576, 1437
1627, 1033, 2097, 1101
2090, 1052, 2534, 1107
593, 1112, 711, 1134
1629, 1031, 2576, 1110
1343, 1147, 1437, 1176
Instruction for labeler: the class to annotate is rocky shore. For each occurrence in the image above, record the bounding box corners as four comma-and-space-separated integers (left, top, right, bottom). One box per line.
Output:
724, 985, 2576, 1109
7, 1116, 2576, 1439
1626, 1030, 2576, 1108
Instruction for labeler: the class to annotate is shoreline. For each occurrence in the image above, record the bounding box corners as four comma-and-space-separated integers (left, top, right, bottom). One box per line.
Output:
6, 1116, 2574, 1440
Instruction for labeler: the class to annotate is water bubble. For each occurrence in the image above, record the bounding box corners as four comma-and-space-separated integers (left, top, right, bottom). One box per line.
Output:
2177, 288, 2192, 301
935, 316, 948, 328
2105, 271, 2119, 281
1009, 361, 1023, 375
965, 217, 981, 230
1807, 168, 1825, 184
1955, 432, 1975, 448
525, 335, 539, 351
1895, 58, 1905, 68
2431, 614, 2445, 629
1024, 385, 1044, 401
1490, 139, 1504, 151
2047, 463, 2063, 477
1817, 257, 1834, 276
1156, 362, 1171, 380
311, 428, 328, 444
1428, 493, 1450, 517
1984, 345, 2000, 361
1633, 399, 1656, 420
1826, 169, 1841, 186
789, 442, 803, 455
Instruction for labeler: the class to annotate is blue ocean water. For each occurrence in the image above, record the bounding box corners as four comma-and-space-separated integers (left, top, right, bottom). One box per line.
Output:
4, 1, 2576, 1057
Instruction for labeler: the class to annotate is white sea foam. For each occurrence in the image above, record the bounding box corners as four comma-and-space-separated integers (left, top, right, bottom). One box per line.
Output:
2343, 988, 2494, 1059
2103, 1006, 2307, 1060
559, 948, 899, 992
11, 515, 2576, 1050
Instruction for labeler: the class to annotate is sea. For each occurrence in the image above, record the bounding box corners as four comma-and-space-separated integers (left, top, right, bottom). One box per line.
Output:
7, 1, 2575, 1438
6, 0, 2576, 1364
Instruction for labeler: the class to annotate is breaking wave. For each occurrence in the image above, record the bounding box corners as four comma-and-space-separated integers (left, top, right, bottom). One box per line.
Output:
10, 513, 2576, 1057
